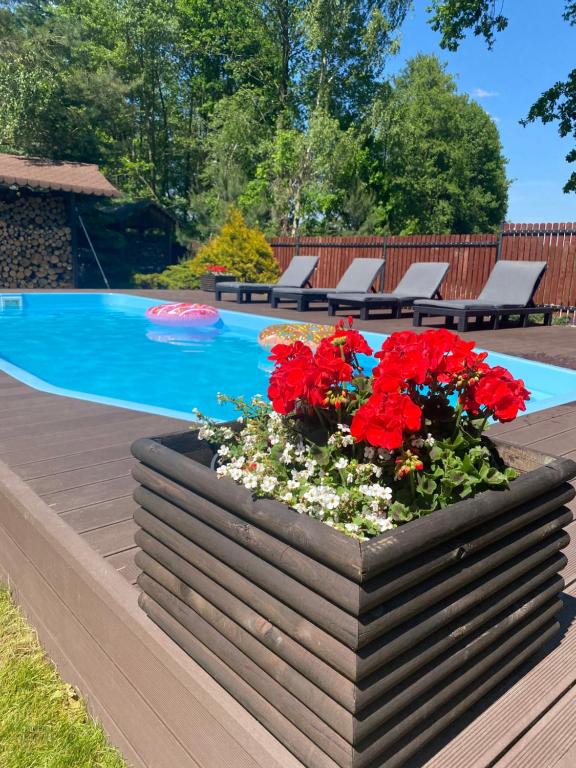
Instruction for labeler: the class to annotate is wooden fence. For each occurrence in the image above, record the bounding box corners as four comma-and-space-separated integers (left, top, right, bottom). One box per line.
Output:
270, 223, 576, 307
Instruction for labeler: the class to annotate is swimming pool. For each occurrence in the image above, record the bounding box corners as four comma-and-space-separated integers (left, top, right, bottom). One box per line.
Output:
0, 292, 574, 421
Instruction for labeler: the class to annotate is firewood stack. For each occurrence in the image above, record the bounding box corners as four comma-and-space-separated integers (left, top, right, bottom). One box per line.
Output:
0, 194, 73, 288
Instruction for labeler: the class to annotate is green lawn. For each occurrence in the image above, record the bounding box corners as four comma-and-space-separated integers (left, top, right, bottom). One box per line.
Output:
0, 587, 127, 768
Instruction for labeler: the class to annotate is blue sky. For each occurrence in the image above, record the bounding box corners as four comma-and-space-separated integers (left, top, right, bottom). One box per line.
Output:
389, 2, 576, 223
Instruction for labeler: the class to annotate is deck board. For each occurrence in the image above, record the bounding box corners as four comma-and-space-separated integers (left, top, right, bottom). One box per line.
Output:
15, 443, 133, 480
60, 497, 137, 534
1, 293, 576, 768
27, 458, 136, 496
82, 519, 140, 557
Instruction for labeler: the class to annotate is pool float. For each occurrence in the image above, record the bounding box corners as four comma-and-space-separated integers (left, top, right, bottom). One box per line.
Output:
146, 302, 221, 327
258, 323, 335, 351
146, 325, 222, 346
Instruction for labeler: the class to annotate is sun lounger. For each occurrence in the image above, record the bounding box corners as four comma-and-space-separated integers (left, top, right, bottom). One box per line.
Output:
270, 258, 385, 312
327, 262, 450, 320
214, 255, 319, 303
412, 260, 552, 331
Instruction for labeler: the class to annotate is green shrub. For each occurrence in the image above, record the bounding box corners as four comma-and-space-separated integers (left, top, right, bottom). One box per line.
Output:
133, 262, 199, 289
133, 207, 279, 289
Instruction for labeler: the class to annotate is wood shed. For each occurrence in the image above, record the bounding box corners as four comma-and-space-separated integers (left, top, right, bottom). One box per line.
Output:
0, 153, 120, 288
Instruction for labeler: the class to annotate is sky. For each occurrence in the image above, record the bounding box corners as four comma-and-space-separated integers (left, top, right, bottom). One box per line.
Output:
389, 1, 576, 223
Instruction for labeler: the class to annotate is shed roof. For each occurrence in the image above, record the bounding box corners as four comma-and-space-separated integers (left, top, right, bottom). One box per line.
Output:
0, 153, 121, 197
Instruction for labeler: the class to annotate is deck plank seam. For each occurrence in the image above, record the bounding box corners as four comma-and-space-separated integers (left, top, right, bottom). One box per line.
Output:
486, 679, 576, 768
16, 454, 134, 480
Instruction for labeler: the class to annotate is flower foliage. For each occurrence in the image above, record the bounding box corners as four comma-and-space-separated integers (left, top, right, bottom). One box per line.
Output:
198, 324, 530, 539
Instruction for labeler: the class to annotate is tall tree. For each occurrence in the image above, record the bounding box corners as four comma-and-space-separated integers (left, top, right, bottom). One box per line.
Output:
427, 0, 576, 193
370, 55, 508, 233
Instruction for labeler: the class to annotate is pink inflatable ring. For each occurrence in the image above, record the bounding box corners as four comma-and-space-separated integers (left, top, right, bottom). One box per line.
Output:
146, 302, 221, 327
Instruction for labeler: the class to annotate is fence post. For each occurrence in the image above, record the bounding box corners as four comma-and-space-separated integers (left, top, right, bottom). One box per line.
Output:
495, 222, 505, 262
379, 235, 388, 291
295, 234, 301, 256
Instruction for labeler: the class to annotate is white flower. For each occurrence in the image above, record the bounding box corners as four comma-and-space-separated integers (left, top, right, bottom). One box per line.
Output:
242, 474, 259, 490
287, 479, 300, 490
217, 445, 230, 457
334, 457, 348, 469
342, 435, 354, 446
337, 424, 351, 433
425, 433, 435, 447
260, 476, 278, 493
344, 523, 360, 532
359, 483, 392, 502
364, 446, 375, 460
322, 493, 340, 511
198, 425, 215, 440
346, 473, 354, 484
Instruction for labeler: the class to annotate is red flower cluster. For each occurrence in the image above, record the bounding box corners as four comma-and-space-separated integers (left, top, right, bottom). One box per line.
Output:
350, 391, 422, 450
206, 265, 228, 273
267, 320, 373, 414
462, 365, 530, 422
267, 325, 530, 449
372, 329, 487, 392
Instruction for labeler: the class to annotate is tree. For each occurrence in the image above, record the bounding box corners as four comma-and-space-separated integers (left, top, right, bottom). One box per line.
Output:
240, 109, 368, 234
427, 0, 576, 193
370, 55, 508, 234
0, 0, 511, 237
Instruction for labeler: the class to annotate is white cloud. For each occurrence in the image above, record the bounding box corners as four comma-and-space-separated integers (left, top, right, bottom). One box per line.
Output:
472, 88, 499, 98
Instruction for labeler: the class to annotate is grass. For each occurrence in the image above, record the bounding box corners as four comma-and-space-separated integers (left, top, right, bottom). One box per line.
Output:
0, 587, 127, 768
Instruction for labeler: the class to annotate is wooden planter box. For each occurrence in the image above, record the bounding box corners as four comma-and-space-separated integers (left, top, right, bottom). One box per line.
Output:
199, 273, 235, 292
131, 430, 576, 768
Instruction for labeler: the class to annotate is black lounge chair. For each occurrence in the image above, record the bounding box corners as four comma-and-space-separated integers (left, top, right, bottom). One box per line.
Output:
413, 260, 552, 332
327, 262, 450, 321
214, 255, 319, 303
270, 258, 385, 312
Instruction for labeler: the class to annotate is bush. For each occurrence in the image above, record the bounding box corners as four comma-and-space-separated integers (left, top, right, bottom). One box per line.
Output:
133, 207, 279, 289
133, 262, 199, 289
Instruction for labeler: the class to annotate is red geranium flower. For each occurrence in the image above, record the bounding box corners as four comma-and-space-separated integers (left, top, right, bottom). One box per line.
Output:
268, 342, 315, 414
350, 390, 422, 450
462, 366, 530, 422
324, 320, 373, 358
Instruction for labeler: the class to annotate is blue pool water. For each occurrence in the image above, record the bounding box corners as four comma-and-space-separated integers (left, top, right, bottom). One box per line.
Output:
0, 292, 574, 421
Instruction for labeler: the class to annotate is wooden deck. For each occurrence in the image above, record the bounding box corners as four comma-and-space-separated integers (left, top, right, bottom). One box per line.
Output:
0, 373, 189, 587
1, 290, 576, 768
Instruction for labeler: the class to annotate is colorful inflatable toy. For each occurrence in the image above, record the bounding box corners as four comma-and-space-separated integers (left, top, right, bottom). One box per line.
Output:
146, 326, 222, 346
258, 322, 335, 351
146, 302, 221, 327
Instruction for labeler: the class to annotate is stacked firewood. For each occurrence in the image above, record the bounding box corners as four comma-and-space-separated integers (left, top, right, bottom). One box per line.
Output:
0, 194, 73, 288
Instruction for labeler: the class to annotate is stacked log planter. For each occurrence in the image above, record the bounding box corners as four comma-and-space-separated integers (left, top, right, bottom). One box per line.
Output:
199, 272, 235, 292
131, 430, 575, 768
